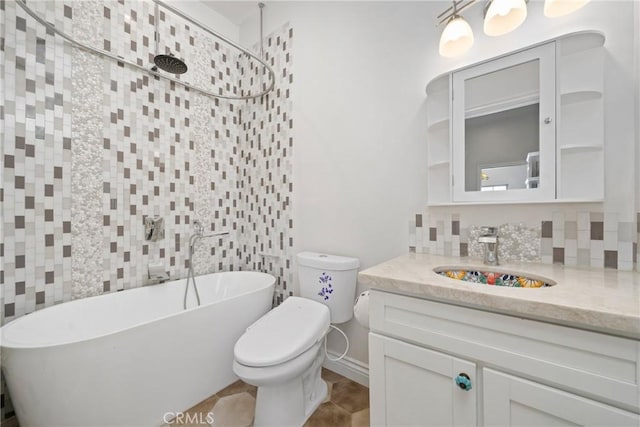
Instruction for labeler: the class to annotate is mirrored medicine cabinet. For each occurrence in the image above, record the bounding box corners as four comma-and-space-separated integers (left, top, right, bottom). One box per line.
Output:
426, 31, 605, 205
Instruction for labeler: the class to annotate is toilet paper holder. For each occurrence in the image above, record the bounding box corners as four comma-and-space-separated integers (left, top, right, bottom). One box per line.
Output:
353, 290, 370, 329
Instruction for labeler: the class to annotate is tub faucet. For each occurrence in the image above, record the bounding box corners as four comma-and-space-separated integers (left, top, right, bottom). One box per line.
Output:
185, 220, 231, 310
479, 226, 499, 266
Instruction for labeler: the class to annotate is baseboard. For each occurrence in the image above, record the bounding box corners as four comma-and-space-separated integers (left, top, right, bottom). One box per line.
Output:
322, 351, 369, 388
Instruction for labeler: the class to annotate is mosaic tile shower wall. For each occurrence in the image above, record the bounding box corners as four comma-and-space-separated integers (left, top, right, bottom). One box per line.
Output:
238, 24, 294, 305
1, 1, 294, 420
0, 0, 4, 325
70, 1, 105, 300
1, 0, 73, 419
409, 210, 639, 272
72, 0, 243, 299
1, 0, 244, 313
0, 0, 4, 416
1, 0, 73, 321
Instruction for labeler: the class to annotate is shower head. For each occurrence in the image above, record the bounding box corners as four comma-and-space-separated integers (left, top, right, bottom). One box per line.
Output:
153, 53, 188, 74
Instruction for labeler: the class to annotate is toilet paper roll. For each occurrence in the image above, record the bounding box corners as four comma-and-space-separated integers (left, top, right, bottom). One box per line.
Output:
353, 290, 370, 329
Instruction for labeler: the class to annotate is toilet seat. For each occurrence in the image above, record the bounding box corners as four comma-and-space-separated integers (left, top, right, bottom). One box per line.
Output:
233, 340, 324, 386
234, 297, 330, 367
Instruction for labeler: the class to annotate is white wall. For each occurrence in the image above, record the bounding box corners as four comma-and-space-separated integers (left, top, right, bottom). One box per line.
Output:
241, 2, 437, 367
239, 1, 638, 368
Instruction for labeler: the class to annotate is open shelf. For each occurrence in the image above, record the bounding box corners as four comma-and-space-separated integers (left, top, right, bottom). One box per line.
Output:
427, 72, 451, 204
558, 146, 604, 199
558, 41, 603, 98
425, 73, 448, 95
427, 117, 448, 131
560, 90, 602, 105
558, 94, 603, 149
427, 96, 449, 126
559, 144, 603, 153
428, 160, 450, 169
427, 162, 450, 205
557, 31, 605, 56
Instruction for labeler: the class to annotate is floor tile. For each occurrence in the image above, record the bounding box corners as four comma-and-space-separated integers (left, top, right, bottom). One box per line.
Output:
211, 392, 255, 427
322, 381, 334, 403
189, 395, 219, 414
217, 379, 257, 398
172, 369, 369, 426
351, 408, 370, 427
173, 395, 218, 426
303, 402, 352, 427
330, 379, 370, 414
321, 367, 347, 385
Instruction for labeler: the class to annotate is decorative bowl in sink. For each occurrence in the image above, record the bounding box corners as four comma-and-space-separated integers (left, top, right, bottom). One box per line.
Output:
434, 267, 555, 288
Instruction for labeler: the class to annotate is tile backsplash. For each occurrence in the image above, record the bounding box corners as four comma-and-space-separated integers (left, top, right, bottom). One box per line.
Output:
468, 223, 541, 263
410, 211, 639, 272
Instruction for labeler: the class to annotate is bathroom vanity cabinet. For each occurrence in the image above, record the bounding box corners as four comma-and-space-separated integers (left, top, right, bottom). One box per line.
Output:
369, 291, 640, 426
360, 254, 640, 427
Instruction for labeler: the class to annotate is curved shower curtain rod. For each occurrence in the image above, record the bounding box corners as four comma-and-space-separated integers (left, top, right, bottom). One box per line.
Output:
15, 0, 275, 101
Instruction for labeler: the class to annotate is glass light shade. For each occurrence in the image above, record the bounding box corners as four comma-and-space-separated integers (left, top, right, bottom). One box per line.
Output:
439, 16, 474, 58
483, 0, 528, 37
544, 0, 589, 17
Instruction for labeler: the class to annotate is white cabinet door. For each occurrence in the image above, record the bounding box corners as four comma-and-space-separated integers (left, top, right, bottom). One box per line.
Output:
484, 368, 640, 427
451, 42, 557, 203
369, 333, 476, 427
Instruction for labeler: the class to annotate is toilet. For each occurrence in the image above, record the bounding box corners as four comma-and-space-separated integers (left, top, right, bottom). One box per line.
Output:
233, 252, 359, 427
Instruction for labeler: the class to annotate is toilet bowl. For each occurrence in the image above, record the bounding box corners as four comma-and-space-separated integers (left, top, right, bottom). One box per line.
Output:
233, 252, 359, 427
233, 297, 330, 426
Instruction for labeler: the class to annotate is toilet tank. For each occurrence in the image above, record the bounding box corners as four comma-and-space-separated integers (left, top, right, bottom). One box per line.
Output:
297, 252, 360, 324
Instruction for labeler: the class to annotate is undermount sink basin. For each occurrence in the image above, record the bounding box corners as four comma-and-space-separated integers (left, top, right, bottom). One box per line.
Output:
434, 266, 556, 288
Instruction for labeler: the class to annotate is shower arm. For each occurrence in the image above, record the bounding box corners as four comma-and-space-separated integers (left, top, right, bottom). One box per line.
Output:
14, 0, 275, 101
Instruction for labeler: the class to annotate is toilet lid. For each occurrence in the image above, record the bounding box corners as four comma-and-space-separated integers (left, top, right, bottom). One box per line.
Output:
234, 297, 330, 367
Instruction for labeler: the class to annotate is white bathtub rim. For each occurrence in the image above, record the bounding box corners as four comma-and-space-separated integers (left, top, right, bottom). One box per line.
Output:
1, 271, 275, 350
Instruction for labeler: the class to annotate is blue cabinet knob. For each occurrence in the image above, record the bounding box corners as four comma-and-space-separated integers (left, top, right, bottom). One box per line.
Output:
455, 373, 472, 391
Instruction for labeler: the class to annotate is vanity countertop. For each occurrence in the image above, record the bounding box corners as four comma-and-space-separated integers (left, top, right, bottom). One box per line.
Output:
358, 253, 640, 339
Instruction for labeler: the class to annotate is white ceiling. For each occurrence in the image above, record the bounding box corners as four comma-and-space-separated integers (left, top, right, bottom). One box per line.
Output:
200, 1, 259, 26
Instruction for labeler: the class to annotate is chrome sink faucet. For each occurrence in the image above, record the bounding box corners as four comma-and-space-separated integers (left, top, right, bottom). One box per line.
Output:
479, 226, 499, 266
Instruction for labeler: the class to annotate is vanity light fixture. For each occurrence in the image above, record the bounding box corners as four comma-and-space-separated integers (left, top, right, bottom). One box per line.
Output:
437, 0, 590, 57
437, 0, 476, 57
483, 0, 528, 37
439, 15, 475, 57
543, 0, 590, 18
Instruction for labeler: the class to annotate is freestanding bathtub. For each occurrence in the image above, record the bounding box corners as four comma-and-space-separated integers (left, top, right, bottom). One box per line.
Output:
0, 271, 275, 427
